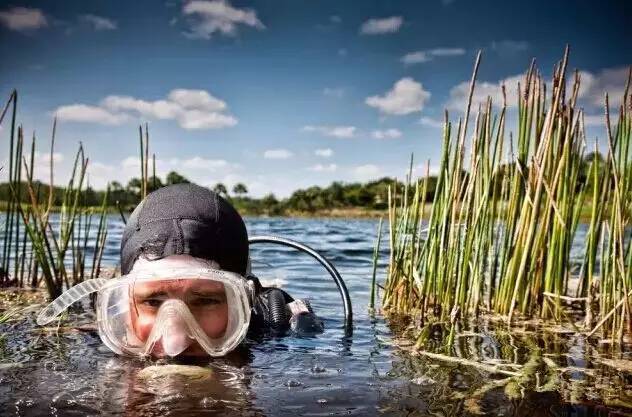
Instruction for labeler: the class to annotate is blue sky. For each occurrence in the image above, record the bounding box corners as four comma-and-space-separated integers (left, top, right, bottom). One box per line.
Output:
0, 0, 630, 197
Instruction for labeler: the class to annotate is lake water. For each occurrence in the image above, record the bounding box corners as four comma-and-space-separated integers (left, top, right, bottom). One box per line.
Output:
0, 216, 630, 416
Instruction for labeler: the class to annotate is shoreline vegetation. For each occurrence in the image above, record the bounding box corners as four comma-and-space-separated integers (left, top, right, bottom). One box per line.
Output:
380, 48, 631, 346
371, 47, 632, 406
0, 177, 399, 219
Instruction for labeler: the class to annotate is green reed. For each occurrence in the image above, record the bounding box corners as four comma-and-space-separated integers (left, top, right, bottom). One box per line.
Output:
382, 48, 632, 343
0, 93, 112, 298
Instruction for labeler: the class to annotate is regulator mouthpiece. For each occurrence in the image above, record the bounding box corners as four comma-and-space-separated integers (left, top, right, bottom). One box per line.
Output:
143, 299, 201, 358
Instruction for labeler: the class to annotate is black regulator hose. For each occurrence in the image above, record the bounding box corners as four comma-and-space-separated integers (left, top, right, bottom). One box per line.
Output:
266, 289, 289, 332
249, 235, 353, 333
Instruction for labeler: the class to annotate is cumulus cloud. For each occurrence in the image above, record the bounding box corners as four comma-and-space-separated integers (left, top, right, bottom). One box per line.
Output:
34, 152, 64, 164
359, 16, 402, 35
401, 47, 465, 65
576, 67, 629, 108
366, 78, 431, 115
314, 148, 333, 158
401, 51, 431, 65
79, 14, 117, 31
263, 149, 293, 159
302, 125, 356, 138
182, 0, 264, 39
55, 88, 237, 129
89, 155, 241, 190
372, 128, 402, 139
446, 74, 523, 111
181, 156, 230, 170
309, 163, 337, 172
446, 66, 629, 113
0, 7, 47, 32
54, 104, 130, 125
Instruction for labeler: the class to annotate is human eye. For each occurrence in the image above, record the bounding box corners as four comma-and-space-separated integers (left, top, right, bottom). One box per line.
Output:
190, 295, 226, 307
140, 297, 165, 308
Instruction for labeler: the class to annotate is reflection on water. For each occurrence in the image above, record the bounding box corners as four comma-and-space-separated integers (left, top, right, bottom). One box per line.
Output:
0, 216, 631, 416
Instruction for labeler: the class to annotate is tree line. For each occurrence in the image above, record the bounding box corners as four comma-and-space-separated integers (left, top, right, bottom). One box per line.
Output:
0, 151, 609, 215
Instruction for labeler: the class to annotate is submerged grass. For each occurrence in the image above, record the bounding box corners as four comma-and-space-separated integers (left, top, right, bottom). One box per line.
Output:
382, 47, 632, 344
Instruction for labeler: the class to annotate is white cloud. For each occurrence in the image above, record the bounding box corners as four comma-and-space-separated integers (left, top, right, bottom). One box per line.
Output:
89, 155, 241, 190
323, 87, 345, 98
79, 14, 117, 31
338, 48, 348, 57
55, 88, 237, 129
430, 48, 465, 56
38, 152, 64, 163
401, 51, 431, 65
366, 78, 431, 115
177, 110, 237, 129
445, 66, 629, 112
372, 128, 402, 139
576, 67, 629, 108
359, 16, 402, 35
0, 7, 47, 32
446, 74, 523, 111
352, 164, 381, 181
168, 89, 227, 111
181, 156, 229, 170
314, 148, 333, 158
329, 15, 342, 24
401, 47, 465, 65
263, 149, 293, 159
419, 116, 444, 128
309, 163, 337, 172
302, 125, 356, 138
182, 0, 264, 39
54, 104, 130, 125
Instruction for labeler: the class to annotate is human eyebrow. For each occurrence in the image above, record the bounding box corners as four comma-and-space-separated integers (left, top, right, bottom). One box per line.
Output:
190, 289, 226, 298
134, 290, 168, 299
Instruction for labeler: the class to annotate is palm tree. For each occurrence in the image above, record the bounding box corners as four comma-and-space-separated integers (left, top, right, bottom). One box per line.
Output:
213, 183, 228, 197
166, 171, 190, 185
232, 183, 248, 197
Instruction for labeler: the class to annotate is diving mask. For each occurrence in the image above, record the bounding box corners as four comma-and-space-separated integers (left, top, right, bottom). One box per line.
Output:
37, 255, 254, 358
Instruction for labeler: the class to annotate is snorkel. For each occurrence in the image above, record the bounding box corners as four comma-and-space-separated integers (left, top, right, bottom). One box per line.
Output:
36, 184, 353, 358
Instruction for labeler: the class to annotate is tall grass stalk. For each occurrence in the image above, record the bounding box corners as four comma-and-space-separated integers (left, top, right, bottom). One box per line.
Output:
0, 96, 114, 298
382, 48, 632, 343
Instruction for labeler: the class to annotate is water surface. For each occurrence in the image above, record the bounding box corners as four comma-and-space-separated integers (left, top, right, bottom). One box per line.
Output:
0, 216, 630, 416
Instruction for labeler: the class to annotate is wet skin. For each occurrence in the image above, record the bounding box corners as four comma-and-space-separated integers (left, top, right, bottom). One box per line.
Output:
129, 279, 229, 357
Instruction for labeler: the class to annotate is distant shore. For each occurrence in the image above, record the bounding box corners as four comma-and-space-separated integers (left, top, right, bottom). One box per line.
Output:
0, 200, 603, 221
0, 201, 388, 220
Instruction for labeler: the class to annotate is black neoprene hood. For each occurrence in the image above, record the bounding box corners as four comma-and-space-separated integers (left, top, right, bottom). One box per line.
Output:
120, 183, 249, 275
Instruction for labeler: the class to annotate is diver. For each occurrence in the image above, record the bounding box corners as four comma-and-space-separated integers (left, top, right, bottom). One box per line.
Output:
36, 183, 343, 358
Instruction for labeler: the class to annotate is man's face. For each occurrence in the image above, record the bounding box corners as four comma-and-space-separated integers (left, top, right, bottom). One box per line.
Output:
129, 279, 229, 357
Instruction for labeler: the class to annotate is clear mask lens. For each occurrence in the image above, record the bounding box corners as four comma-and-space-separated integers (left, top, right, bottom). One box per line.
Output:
37, 257, 252, 358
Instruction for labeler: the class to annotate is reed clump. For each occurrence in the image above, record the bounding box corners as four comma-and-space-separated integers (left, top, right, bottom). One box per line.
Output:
381, 48, 632, 344
0, 91, 124, 298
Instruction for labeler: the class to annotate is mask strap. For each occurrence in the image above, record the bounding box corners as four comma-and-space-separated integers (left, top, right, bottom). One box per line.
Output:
36, 278, 111, 325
